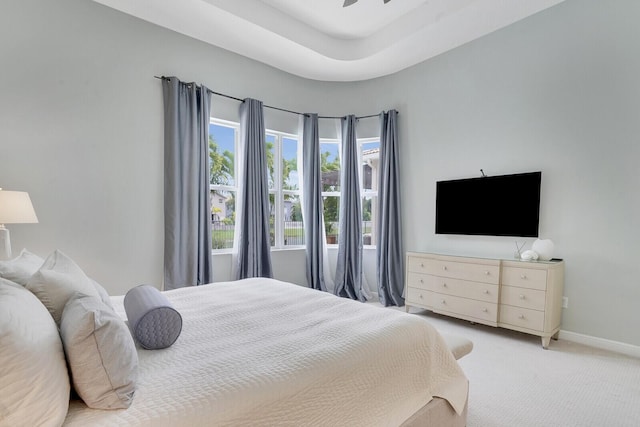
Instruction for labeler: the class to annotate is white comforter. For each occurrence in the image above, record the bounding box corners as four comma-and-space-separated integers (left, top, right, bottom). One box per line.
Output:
64, 278, 467, 426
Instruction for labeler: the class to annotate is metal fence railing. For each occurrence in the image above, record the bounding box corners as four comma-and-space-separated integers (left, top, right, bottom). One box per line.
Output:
211, 220, 373, 249
284, 221, 304, 246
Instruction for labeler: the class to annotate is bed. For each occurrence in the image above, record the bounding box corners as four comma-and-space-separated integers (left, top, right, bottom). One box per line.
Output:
61, 278, 468, 426
1, 253, 468, 426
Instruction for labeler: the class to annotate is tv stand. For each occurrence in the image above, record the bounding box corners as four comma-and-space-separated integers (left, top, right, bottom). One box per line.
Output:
405, 252, 564, 349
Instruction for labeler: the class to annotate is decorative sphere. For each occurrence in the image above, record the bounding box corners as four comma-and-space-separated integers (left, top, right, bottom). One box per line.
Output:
532, 239, 554, 261
520, 250, 539, 261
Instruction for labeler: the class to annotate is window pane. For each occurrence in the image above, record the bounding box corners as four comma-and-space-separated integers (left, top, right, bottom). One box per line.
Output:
269, 192, 275, 246
211, 190, 235, 250
362, 195, 377, 246
282, 137, 299, 191
323, 196, 339, 244
284, 194, 304, 246
362, 141, 380, 191
266, 134, 276, 190
209, 124, 235, 186
320, 142, 340, 192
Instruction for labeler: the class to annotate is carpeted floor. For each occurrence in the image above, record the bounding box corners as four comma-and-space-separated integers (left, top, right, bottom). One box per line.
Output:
383, 305, 640, 427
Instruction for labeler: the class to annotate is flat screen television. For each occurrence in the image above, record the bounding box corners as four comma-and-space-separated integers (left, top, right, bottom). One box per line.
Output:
435, 171, 541, 238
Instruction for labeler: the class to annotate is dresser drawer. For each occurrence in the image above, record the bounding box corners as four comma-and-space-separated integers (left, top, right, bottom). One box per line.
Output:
432, 293, 498, 323
430, 276, 499, 303
499, 305, 544, 331
406, 272, 431, 290
406, 287, 434, 308
501, 266, 547, 290
500, 285, 546, 311
410, 258, 499, 284
406, 256, 432, 274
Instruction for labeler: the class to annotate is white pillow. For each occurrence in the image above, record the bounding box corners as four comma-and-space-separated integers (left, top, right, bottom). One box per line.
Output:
26, 250, 99, 325
92, 278, 115, 310
0, 248, 44, 285
60, 294, 138, 409
0, 278, 70, 426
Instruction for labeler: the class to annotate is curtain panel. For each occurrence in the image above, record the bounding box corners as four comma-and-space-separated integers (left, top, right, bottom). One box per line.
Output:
376, 110, 404, 306
301, 113, 328, 292
162, 77, 213, 289
334, 115, 365, 301
234, 98, 273, 279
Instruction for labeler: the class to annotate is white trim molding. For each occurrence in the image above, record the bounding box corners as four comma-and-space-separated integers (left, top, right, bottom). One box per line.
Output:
559, 330, 640, 359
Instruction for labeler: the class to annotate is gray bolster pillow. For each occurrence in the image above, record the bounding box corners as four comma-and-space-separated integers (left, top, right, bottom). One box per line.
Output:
124, 285, 182, 350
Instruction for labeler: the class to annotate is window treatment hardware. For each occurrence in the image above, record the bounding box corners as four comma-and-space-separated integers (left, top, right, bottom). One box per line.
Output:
154, 76, 395, 120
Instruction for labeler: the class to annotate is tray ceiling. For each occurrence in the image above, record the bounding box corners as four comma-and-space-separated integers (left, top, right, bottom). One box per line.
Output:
93, 0, 565, 81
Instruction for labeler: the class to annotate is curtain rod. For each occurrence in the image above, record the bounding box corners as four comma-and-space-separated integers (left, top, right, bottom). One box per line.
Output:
154, 76, 390, 120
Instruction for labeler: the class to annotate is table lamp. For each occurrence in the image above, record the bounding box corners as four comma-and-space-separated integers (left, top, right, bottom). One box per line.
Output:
0, 189, 38, 260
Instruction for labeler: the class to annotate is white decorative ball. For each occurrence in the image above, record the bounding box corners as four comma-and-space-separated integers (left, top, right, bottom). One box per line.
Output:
520, 250, 539, 261
532, 239, 554, 261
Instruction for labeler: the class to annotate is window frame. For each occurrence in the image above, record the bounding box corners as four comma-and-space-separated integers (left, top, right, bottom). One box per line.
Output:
320, 136, 379, 248
266, 129, 304, 249
209, 118, 239, 253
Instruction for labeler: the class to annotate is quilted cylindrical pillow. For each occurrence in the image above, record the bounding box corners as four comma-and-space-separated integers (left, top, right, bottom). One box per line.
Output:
123, 285, 182, 350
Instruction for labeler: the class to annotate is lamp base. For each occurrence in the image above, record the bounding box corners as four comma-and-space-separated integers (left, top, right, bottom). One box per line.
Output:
0, 226, 11, 260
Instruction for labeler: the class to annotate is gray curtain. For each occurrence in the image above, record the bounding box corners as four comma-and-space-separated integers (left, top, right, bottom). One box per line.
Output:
235, 98, 273, 279
162, 76, 213, 289
334, 115, 365, 301
302, 113, 327, 291
377, 110, 405, 306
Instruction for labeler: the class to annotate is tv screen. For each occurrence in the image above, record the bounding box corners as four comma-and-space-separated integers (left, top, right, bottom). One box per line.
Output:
435, 171, 541, 238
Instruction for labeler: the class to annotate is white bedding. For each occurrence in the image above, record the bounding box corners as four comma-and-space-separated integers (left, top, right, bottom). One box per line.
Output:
63, 278, 468, 426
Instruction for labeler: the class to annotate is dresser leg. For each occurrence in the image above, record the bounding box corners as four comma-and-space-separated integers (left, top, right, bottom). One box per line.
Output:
552, 331, 560, 341
541, 336, 551, 349
405, 304, 410, 313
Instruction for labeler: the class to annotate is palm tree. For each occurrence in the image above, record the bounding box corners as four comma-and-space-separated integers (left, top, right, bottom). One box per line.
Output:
209, 135, 234, 185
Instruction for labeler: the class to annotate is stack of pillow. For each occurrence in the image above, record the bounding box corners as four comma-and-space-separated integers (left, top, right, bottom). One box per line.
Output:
0, 249, 138, 427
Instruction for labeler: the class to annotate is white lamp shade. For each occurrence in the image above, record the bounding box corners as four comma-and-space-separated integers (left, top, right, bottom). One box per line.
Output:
0, 191, 39, 224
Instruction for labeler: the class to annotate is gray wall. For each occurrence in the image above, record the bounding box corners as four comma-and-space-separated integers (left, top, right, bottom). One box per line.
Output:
363, 0, 639, 345
1, 0, 638, 346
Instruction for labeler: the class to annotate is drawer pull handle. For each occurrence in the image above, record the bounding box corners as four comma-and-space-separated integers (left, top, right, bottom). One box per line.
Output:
419, 294, 423, 299
521, 275, 527, 279
420, 279, 424, 283
484, 290, 489, 294
519, 295, 526, 300
442, 283, 447, 287
485, 271, 490, 275
441, 299, 446, 304
518, 314, 525, 319
482, 308, 488, 313
442, 266, 447, 271
421, 263, 424, 267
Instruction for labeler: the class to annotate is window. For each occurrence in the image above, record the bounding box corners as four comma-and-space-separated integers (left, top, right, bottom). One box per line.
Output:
320, 138, 380, 246
320, 139, 340, 244
209, 118, 303, 251
266, 132, 304, 248
361, 139, 379, 246
209, 120, 237, 250
209, 117, 378, 251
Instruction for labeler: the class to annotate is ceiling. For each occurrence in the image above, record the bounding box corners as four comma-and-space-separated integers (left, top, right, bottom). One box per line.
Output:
93, 0, 565, 82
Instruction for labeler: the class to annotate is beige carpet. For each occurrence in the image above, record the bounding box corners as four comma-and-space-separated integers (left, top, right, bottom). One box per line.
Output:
384, 305, 640, 427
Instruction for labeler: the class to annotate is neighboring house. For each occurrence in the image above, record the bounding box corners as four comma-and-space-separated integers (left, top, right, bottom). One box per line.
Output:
210, 190, 228, 221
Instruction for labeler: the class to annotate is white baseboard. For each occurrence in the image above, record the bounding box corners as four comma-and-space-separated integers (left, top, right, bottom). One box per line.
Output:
559, 330, 640, 359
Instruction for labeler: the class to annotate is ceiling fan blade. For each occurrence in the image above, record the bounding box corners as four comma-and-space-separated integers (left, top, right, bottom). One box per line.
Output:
384, 0, 392, 3
343, 0, 358, 7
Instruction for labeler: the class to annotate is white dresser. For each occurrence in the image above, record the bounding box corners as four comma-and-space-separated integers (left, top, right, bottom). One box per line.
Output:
405, 252, 565, 349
